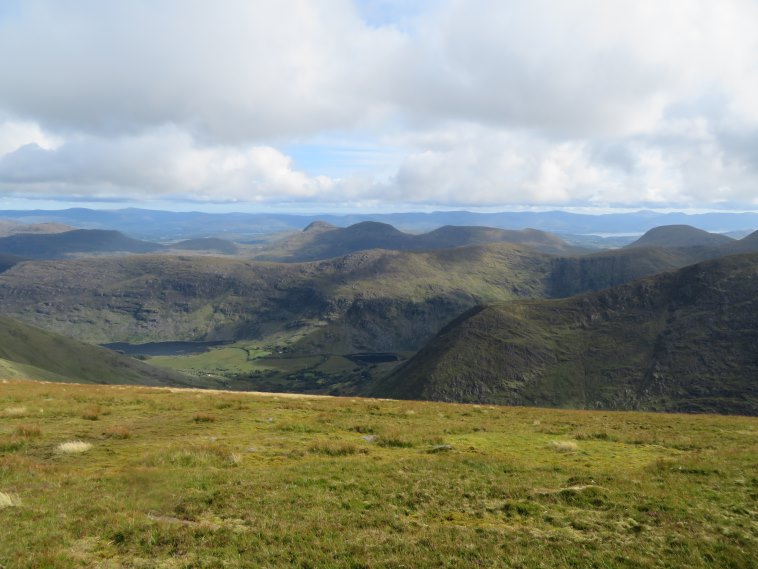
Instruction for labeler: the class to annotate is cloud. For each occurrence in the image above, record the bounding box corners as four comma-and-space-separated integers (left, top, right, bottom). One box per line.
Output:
384, 121, 758, 208
0, 118, 61, 155
0, 0, 758, 209
0, 128, 335, 201
0, 0, 405, 142
394, 0, 758, 138
6, 0, 756, 142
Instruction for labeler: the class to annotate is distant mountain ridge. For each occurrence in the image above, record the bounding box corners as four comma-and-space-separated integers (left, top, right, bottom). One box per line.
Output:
623, 225, 758, 265
0, 207, 756, 241
257, 221, 585, 261
0, 229, 239, 259
1, 234, 748, 352
0, 244, 555, 349
168, 238, 239, 255
626, 225, 734, 248
376, 253, 758, 415
0, 229, 163, 258
0, 220, 74, 237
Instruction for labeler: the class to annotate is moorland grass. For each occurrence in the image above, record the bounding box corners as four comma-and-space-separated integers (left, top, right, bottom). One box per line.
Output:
0, 379, 756, 568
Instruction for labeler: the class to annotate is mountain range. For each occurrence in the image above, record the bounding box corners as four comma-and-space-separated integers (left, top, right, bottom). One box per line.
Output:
1, 224, 755, 352
2, 207, 758, 240
0, 229, 239, 259
376, 253, 758, 415
1, 219, 757, 415
255, 221, 585, 261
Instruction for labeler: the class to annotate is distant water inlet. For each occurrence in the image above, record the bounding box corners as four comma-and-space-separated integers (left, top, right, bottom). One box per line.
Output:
102, 340, 229, 357
345, 353, 400, 364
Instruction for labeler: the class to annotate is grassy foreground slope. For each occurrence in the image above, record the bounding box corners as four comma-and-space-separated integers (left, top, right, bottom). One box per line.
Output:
0, 315, 199, 387
380, 254, 758, 415
0, 379, 755, 568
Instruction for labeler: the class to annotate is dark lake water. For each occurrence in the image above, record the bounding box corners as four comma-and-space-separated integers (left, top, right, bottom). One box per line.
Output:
345, 353, 400, 364
102, 340, 229, 357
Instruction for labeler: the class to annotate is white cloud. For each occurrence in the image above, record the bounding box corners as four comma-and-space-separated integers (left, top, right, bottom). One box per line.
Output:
0, 128, 335, 201
393, 0, 758, 138
0, 119, 61, 155
0, 0, 757, 209
0, 0, 405, 141
385, 127, 605, 206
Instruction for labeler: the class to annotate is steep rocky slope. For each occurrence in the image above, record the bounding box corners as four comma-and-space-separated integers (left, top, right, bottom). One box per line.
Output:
0, 245, 553, 352
377, 253, 758, 415
0, 237, 744, 355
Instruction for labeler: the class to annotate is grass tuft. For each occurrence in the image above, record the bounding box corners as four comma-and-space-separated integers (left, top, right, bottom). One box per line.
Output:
549, 440, 579, 453
192, 413, 216, 423
309, 441, 365, 456
0, 492, 20, 509
146, 444, 241, 468
57, 441, 93, 454
350, 424, 377, 434
376, 434, 414, 448
3, 406, 27, 417
15, 424, 41, 437
81, 406, 101, 421
575, 431, 616, 441
103, 425, 131, 439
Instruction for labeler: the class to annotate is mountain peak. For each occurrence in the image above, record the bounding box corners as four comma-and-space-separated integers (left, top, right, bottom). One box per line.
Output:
303, 220, 337, 233
627, 225, 733, 249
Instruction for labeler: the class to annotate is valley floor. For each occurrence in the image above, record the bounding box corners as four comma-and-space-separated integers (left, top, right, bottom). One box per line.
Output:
1, 379, 756, 568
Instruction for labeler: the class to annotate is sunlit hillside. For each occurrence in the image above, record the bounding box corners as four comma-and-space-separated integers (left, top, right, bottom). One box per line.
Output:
1, 379, 755, 568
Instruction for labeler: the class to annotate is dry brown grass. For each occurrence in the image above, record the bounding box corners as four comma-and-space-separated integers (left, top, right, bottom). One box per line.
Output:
192, 412, 216, 423
81, 406, 101, 421
14, 424, 41, 437
549, 440, 579, 453
57, 441, 93, 454
0, 492, 20, 509
3, 406, 27, 417
103, 425, 131, 439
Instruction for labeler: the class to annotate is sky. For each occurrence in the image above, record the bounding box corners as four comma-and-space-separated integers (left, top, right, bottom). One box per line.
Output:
0, 0, 757, 213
